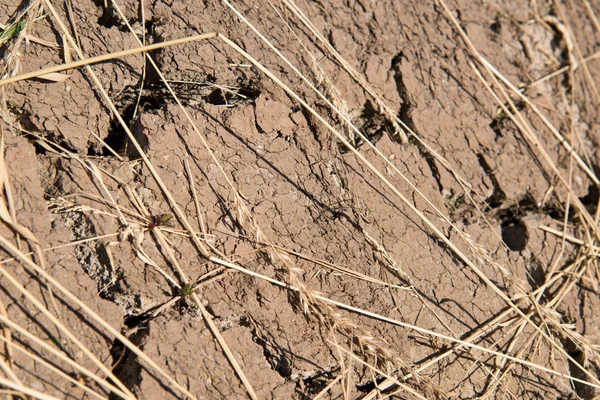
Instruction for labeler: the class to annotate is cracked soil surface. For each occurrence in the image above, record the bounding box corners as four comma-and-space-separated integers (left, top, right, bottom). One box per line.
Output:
1, 0, 600, 398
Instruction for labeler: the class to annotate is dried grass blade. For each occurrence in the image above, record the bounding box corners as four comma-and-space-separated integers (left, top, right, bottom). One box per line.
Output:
0, 234, 195, 399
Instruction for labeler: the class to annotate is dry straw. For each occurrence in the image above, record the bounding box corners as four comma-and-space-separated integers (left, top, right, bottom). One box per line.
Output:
0, 0, 599, 398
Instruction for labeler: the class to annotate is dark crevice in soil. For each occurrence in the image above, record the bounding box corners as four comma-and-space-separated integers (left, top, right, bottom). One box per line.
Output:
490, 18, 501, 34
360, 100, 386, 144
545, 22, 574, 89
337, 100, 385, 154
391, 53, 412, 130
526, 255, 547, 296
197, 73, 262, 107
410, 141, 443, 194
141, 19, 165, 85
501, 219, 528, 251
489, 103, 526, 140
205, 85, 260, 106
489, 192, 564, 252
391, 52, 444, 194
92, 0, 122, 29
477, 153, 506, 209
299, 106, 325, 149
87, 89, 164, 157
299, 368, 339, 397
489, 115, 504, 139
92, 1, 145, 33
108, 318, 150, 400
579, 165, 600, 216
560, 328, 599, 399
356, 375, 394, 396
241, 315, 292, 379
88, 6, 259, 157
91, 77, 261, 157
493, 194, 536, 252
580, 182, 599, 215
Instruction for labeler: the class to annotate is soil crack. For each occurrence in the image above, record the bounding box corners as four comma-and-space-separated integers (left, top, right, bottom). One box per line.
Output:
391, 52, 444, 194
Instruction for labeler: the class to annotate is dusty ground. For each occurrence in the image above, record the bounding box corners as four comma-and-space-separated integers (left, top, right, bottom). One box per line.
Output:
0, 0, 600, 398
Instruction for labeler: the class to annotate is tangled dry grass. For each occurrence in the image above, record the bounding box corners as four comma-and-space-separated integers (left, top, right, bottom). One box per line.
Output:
0, 0, 600, 398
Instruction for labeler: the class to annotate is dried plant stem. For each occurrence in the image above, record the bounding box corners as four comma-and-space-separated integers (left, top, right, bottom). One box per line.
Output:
209, 256, 600, 390
0, 332, 109, 400
0, 234, 196, 399
3, 1, 598, 396
0, 32, 218, 86
218, 31, 600, 385
0, 261, 134, 398
0, 376, 61, 400
329, 342, 428, 400
0, 313, 126, 398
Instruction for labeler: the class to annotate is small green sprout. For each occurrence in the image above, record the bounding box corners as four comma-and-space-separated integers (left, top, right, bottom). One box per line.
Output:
51, 336, 62, 346
147, 214, 175, 230
0, 20, 27, 45
181, 284, 195, 297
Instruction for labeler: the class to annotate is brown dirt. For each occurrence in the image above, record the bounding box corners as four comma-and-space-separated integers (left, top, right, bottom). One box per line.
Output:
1, 0, 600, 399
